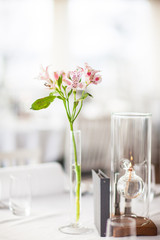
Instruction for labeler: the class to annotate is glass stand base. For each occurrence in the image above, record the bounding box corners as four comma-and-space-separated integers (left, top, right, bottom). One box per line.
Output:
59, 223, 93, 235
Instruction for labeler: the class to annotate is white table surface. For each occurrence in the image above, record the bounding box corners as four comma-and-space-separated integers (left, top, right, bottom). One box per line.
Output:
0, 193, 160, 240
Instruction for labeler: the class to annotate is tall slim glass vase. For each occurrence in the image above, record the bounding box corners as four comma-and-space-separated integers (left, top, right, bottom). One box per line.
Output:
59, 130, 91, 234
70, 130, 81, 227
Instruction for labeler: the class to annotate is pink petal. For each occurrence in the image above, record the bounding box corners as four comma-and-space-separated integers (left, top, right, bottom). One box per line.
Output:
54, 72, 59, 80
63, 78, 72, 86
87, 72, 91, 76
78, 82, 86, 89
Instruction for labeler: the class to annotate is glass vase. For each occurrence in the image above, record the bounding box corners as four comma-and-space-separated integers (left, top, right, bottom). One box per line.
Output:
70, 130, 81, 226
59, 130, 91, 234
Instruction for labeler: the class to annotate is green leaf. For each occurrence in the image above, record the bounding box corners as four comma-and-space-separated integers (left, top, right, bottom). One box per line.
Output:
57, 96, 64, 100
57, 76, 62, 88
73, 101, 79, 108
77, 94, 88, 102
49, 91, 56, 96
55, 87, 64, 97
68, 89, 73, 98
77, 92, 93, 102
62, 85, 67, 91
31, 96, 56, 110
86, 92, 93, 98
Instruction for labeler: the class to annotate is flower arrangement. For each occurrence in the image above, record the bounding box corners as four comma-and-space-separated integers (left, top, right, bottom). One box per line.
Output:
31, 63, 102, 224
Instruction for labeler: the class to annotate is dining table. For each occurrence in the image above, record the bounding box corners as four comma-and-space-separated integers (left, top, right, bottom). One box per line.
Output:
0, 163, 160, 240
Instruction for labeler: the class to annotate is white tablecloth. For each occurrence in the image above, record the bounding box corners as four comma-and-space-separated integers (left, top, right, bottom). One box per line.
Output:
0, 163, 159, 240
0, 193, 159, 240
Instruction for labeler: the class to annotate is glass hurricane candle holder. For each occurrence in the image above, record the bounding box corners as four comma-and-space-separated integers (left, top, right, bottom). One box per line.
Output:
111, 113, 157, 236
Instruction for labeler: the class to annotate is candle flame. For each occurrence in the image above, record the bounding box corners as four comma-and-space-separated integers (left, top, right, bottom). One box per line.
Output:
129, 152, 134, 169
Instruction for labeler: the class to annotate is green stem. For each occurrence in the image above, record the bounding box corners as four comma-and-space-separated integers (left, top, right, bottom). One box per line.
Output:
70, 122, 81, 223
71, 90, 77, 120
67, 99, 71, 118
73, 90, 85, 122
63, 100, 71, 122
73, 100, 83, 122
75, 164, 81, 222
56, 88, 65, 99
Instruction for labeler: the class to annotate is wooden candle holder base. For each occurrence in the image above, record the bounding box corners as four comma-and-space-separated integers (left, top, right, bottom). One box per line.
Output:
113, 216, 157, 237
136, 216, 157, 236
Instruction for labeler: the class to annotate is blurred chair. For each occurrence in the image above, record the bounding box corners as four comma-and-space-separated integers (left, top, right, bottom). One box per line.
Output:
0, 162, 66, 201
64, 114, 111, 175
0, 148, 41, 167
78, 115, 111, 173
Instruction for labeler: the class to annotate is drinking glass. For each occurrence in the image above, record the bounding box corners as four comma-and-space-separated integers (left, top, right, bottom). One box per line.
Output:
9, 174, 31, 216
106, 216, 136, 239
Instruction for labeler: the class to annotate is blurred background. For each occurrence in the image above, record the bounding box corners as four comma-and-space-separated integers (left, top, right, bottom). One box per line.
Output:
0, 0, 160, 182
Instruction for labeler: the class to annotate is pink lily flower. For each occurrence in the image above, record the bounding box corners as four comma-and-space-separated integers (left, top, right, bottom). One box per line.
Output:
54, 71, 66, 81
39, 65, 50, 81
84, 63, 101, 85
63, 77, 72, 87
64, 69, 86, 90
54, 72, 59, 81
76, 66, 84, 73
38, 65, 56, 89
91, 74, 102, 85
